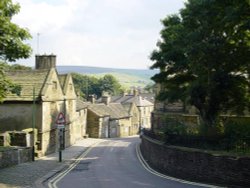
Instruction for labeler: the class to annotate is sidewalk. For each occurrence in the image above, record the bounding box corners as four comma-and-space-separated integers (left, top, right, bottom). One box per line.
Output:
0, 138, 103, 188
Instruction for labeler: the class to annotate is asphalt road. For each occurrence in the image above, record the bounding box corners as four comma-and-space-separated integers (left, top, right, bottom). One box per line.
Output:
53, 136, 205, 188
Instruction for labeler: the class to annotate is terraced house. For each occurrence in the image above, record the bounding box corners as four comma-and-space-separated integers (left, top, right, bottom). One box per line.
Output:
111, 93, 154, 129
87, 95, 132, 138
0, 55, 87, 156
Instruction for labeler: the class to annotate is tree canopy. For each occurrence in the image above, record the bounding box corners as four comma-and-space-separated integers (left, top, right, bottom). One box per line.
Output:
150, 0, 250, 128
99, 74, 123, 96
0, 0, 32, 62
72, 73, 124, 99
0, 0, 32, 102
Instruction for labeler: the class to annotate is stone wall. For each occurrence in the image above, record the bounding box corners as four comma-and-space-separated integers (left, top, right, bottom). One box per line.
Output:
87, 111, 106, 138
140, 135, 250, 187
0, 147, 32, 169
0, 103, 40, 132
119, 118, 132, 137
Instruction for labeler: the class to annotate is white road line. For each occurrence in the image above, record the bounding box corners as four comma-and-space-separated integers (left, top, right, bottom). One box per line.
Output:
48, 142, 100, 188
136, 144, 225, 188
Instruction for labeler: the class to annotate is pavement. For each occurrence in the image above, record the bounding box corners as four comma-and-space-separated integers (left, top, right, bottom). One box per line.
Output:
0, 138, 103, 188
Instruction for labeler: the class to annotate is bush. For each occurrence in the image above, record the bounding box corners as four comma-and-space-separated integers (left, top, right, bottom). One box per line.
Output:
158, 115, 250, 152
223, 117, 250, 151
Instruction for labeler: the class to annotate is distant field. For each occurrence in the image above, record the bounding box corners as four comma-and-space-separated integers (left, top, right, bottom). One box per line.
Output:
88, 72, 151, 89
57, 66, 157, 89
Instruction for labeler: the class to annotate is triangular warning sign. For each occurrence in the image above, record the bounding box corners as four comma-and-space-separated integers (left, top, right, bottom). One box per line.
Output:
56, 112, 66, 124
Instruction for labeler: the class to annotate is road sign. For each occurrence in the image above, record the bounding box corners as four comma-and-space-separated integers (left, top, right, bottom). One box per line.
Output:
56, 112, 66, 125
57, 124, 65, 129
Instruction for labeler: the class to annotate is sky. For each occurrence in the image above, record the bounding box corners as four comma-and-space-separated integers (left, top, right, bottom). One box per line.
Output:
13, 0, 186, 69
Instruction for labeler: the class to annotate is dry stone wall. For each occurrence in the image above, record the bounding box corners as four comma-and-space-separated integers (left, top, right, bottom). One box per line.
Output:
0, 147, 32, 169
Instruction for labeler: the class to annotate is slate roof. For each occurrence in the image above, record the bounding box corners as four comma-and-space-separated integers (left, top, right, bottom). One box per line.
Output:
76, 99, 90, 111
4, 69, 51, 101
140, 93, 155, 103
88, 103, 130, 120
111, 95, 154, 107
88, 104, 109, 117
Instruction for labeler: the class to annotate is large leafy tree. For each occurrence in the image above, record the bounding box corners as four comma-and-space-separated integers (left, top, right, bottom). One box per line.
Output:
150, 0, 250, 129
99, 74, 123, 96
0, 0, 32, 102
0, 0, 32, 61
72, 73, 102, 98
72, 73, 123, 99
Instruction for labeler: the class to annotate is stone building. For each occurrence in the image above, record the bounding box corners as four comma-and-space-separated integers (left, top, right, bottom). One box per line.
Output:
122, 102, 140, 135
111, 94, 154, 129
0, 55, 87, 156
87, 95, 131, 138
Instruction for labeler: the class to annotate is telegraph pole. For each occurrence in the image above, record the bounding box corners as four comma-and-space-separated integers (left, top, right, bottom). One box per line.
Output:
37, 33, 40, 54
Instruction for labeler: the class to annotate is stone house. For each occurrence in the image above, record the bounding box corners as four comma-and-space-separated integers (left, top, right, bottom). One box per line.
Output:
75, 99, 89, 138
87, 96, 131, 138
122, 102, 140, 135
111, 94, 154, 129
0, 55, 86, 156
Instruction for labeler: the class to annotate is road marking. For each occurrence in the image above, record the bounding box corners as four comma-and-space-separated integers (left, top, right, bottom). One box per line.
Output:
136, 144, 224, 188
48, 142, 100, 188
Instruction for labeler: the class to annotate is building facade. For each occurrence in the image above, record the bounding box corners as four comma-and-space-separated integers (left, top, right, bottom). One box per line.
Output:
0, 55, 86, 156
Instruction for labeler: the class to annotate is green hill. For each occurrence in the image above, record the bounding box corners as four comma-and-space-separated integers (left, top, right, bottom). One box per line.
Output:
89, 72, 150, 89
57, 66, 157, 89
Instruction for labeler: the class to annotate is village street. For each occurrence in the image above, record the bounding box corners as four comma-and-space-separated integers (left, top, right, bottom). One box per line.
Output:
46, 136, 207, 188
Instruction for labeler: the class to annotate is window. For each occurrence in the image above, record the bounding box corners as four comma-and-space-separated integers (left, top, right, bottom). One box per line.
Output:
69, 83, 73, 90
53, 81, 57, 90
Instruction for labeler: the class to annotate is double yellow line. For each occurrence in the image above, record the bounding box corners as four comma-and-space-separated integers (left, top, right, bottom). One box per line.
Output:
136, 144, 223, 188
48, 142, 100, 188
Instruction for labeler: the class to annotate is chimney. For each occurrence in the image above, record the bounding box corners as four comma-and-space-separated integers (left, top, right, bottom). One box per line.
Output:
133, 89, 139, 96
102, 95, 111, 105
35, 54, 56, 70
87, 95, 95, 104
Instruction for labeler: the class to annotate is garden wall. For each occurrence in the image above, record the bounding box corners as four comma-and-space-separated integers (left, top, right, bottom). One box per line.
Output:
140, 135, 250, 187
0, 147, 32, 169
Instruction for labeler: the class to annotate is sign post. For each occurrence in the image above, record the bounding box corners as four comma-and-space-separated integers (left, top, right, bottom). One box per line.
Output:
56, 112, 66, 162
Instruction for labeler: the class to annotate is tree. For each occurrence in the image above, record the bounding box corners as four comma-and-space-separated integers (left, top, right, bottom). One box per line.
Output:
0, 0, 32, 102
99, 74, 123, 96
0, 0, 32, 61
150, 0, 250, 130
72, 73, 102, 98
72, 73, 124, 99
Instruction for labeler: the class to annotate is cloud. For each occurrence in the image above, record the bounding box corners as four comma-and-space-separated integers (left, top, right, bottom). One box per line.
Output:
13, 0, 185, 69
14, 0, 86, 33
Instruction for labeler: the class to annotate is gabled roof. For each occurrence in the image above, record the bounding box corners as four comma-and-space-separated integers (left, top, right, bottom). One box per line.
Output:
58, 74, 76, 99
76, 99, 90, 111
111, 95, 154, 107
88, 103, 130, 120
58, 74, 67, 93
4, 69, 51, 101
108, 103, 130, 119
88, 103, 110, 117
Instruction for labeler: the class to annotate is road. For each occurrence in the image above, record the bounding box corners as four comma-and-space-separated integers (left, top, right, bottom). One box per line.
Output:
49, 136, 206, 188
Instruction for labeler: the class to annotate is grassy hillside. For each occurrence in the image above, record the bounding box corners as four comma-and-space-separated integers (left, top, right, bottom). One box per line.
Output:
57, 66, 157, 89
89, 72, 150, 89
